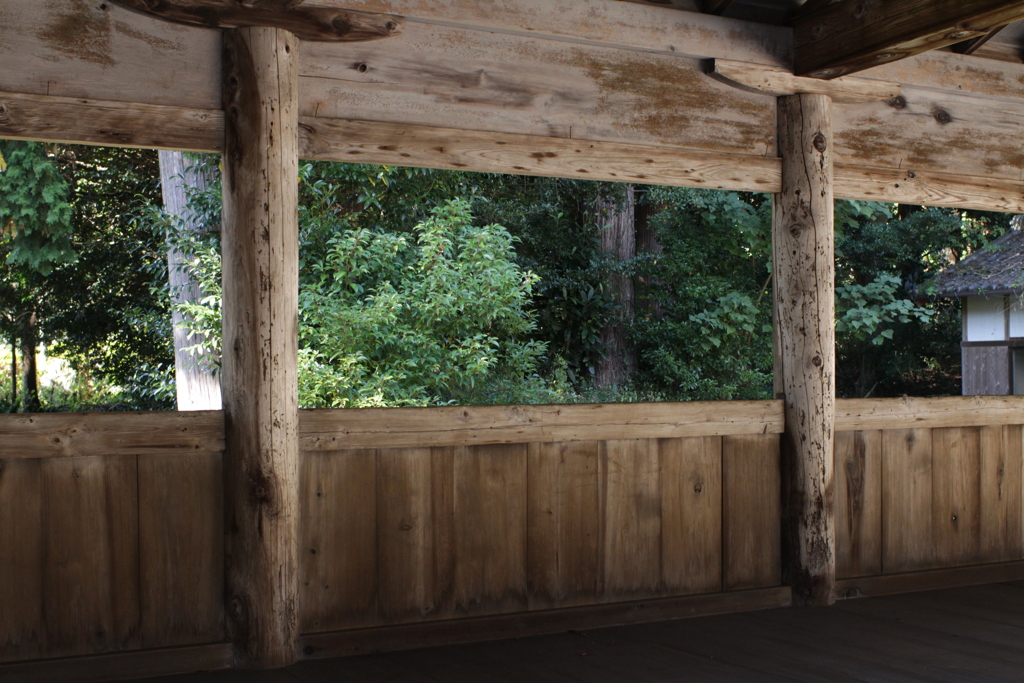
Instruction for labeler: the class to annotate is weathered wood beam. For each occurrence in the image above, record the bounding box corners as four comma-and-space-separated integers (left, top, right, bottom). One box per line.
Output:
221, 26, 301, 668
708, 59, 901, 103
700, 0, 736, 14
110, 0, 402, 42
951, 25, 1008, 54
774, 94, 836, 607
794, 0, 1024, 78
4, 91, 1024, 213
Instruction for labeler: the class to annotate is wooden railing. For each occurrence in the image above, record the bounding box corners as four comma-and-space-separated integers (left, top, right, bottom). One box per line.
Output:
2, 396, 1023, 674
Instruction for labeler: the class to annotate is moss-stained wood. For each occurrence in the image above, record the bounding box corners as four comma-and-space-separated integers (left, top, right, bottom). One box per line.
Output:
794, 0, 1024, 79
709, 59, 900, 103
774, 94, 836, 607
221, 26, 301, 669
110, 0, 402, 42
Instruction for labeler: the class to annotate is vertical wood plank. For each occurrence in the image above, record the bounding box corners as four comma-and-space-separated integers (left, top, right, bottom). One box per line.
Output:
980, 425, 1024, 562
41, 455, 140, 659
661, 437, 723, 595
601, 439, 662, 601
835, 430, 882, 579
299, 450, 377, 632
723, 434, 781, 591
932, 427, 982, 567
454, 444, 528, 616
526, 441, 601, 610
138, 453, 224, 649
377, 447, 455, 624
0, 458, 43, 663
221, 25, 301, 668
882, 429, 934, 573
774, 92, 836, 606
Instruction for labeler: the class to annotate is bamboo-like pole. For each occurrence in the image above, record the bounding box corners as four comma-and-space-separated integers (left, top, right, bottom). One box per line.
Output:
773, 93, 837, 607
221, 26, 301, 668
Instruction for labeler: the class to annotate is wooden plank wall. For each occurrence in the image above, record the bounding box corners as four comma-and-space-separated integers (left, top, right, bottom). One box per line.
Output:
0, 412, 226, 664
298, 402, 783, 635
835, 398, 1024, 582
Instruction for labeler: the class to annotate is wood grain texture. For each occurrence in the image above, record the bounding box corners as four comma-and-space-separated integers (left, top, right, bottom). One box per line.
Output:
836, 560, 1024, 599
709, 59, 900, 103
299, 21, 777, 157
299, 450, 378, 633
0, 411, 223, 459
300, 400, 784, 451
453, 445, 529, 616
882, 429, 934, 573
722, 435, 782, 592
527, 441, 601, 609
979, 425, 1023, 563
5, 92, 1024, 213
307, 0, 791, 64
0, 459, 44, 663
660, 437, 723, 595
837, 396, 1024, 431
110, 0, 402, 42
774, 94, 836, 606
794, 0, 1024, 78
931, 427, 982, 568
601, 440, 662, 601
138, 453, 225, 648
835, 431, 882, 580
40, 455, 140, 659
220, 26, 301, 669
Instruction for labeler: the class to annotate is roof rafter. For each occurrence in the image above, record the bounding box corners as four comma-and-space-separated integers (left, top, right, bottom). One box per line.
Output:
793, 0, 1024, 79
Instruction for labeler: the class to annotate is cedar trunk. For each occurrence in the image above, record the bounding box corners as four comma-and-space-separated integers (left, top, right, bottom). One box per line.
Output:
595, 185, 637, 389
159, 150, 223, 411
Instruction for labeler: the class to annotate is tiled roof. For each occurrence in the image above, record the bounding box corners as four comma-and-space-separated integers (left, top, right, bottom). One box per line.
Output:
933, 230, 1024, 297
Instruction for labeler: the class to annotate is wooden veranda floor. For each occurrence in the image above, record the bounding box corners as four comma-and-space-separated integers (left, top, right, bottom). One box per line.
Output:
136, 583, 1024, 683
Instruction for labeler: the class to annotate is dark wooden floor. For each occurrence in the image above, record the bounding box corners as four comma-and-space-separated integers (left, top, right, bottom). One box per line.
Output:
138, 583, 1024, 682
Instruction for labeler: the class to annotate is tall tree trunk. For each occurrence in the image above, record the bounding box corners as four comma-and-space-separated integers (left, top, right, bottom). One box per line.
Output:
10, 337, 16, 405
159, 150, 223, 411
20, 311, 39, 413
634, 187, 664, 321
595, 184, 637, 389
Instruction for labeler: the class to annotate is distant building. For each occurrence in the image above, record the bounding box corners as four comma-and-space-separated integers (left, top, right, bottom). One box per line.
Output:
934, 230, 1024, 396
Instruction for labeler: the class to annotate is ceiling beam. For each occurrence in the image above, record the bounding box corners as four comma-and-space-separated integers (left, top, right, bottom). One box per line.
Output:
794, 0, 1024, 79
951, 24, 1008, 54
700, 0, 736, 14
109, 0, 402, 42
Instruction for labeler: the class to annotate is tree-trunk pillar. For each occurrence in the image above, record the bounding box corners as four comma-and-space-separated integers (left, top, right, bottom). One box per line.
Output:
773, 94, 836, 607
221, 26, 300, 668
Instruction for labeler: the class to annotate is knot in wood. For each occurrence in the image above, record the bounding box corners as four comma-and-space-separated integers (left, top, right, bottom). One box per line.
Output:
886, 95, 907, 109
0, 102, 9, 123
331, 16, 352, 34
812, 355, 823, 367
932, 107, 952, 125
789, 224, 804, 238
254, 485, 267, 499
694, 482, 703, 494
386, 20, 398, 32
812, 133, 827, 153
906, 170, 916, 179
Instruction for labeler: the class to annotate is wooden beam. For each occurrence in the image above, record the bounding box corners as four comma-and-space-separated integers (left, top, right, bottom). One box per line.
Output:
3, 91, 1023, 213
700, 0, 736, 14
110, 0, 402, 42
299, 587, 792, 659
774, 94, 837, 607
836, 396, 1024, 431
836, 560, 1024, 599
221, 26, 301, 668
951, 25, 1008, 54
794, 0, 1024, 79
708, 59, 901, 103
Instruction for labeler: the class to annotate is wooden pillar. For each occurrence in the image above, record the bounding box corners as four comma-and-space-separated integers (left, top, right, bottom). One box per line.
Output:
773, 94, 836, 607
221, 26, 300, 668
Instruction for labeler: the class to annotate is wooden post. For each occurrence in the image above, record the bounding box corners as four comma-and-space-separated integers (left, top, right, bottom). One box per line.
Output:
221, 26, 300, 668
773, 94, 836, 607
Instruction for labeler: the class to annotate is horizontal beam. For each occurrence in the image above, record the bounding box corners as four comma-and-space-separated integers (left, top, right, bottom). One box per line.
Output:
110, 0, 402, 42
299, 587, 792, 659
795, 0, 1024, 78
0, 410, 225, 458
835, 396, 1024, 432
4, 91, 1023, 213
708, 59, 901, 103
300, 400, 786, 450
836, 561, 1024, 599
0, 643, 233, 683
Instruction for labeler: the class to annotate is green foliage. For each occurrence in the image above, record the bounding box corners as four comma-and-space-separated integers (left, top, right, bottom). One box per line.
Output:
0, 142, 75, 275
836, 273, 934, 346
